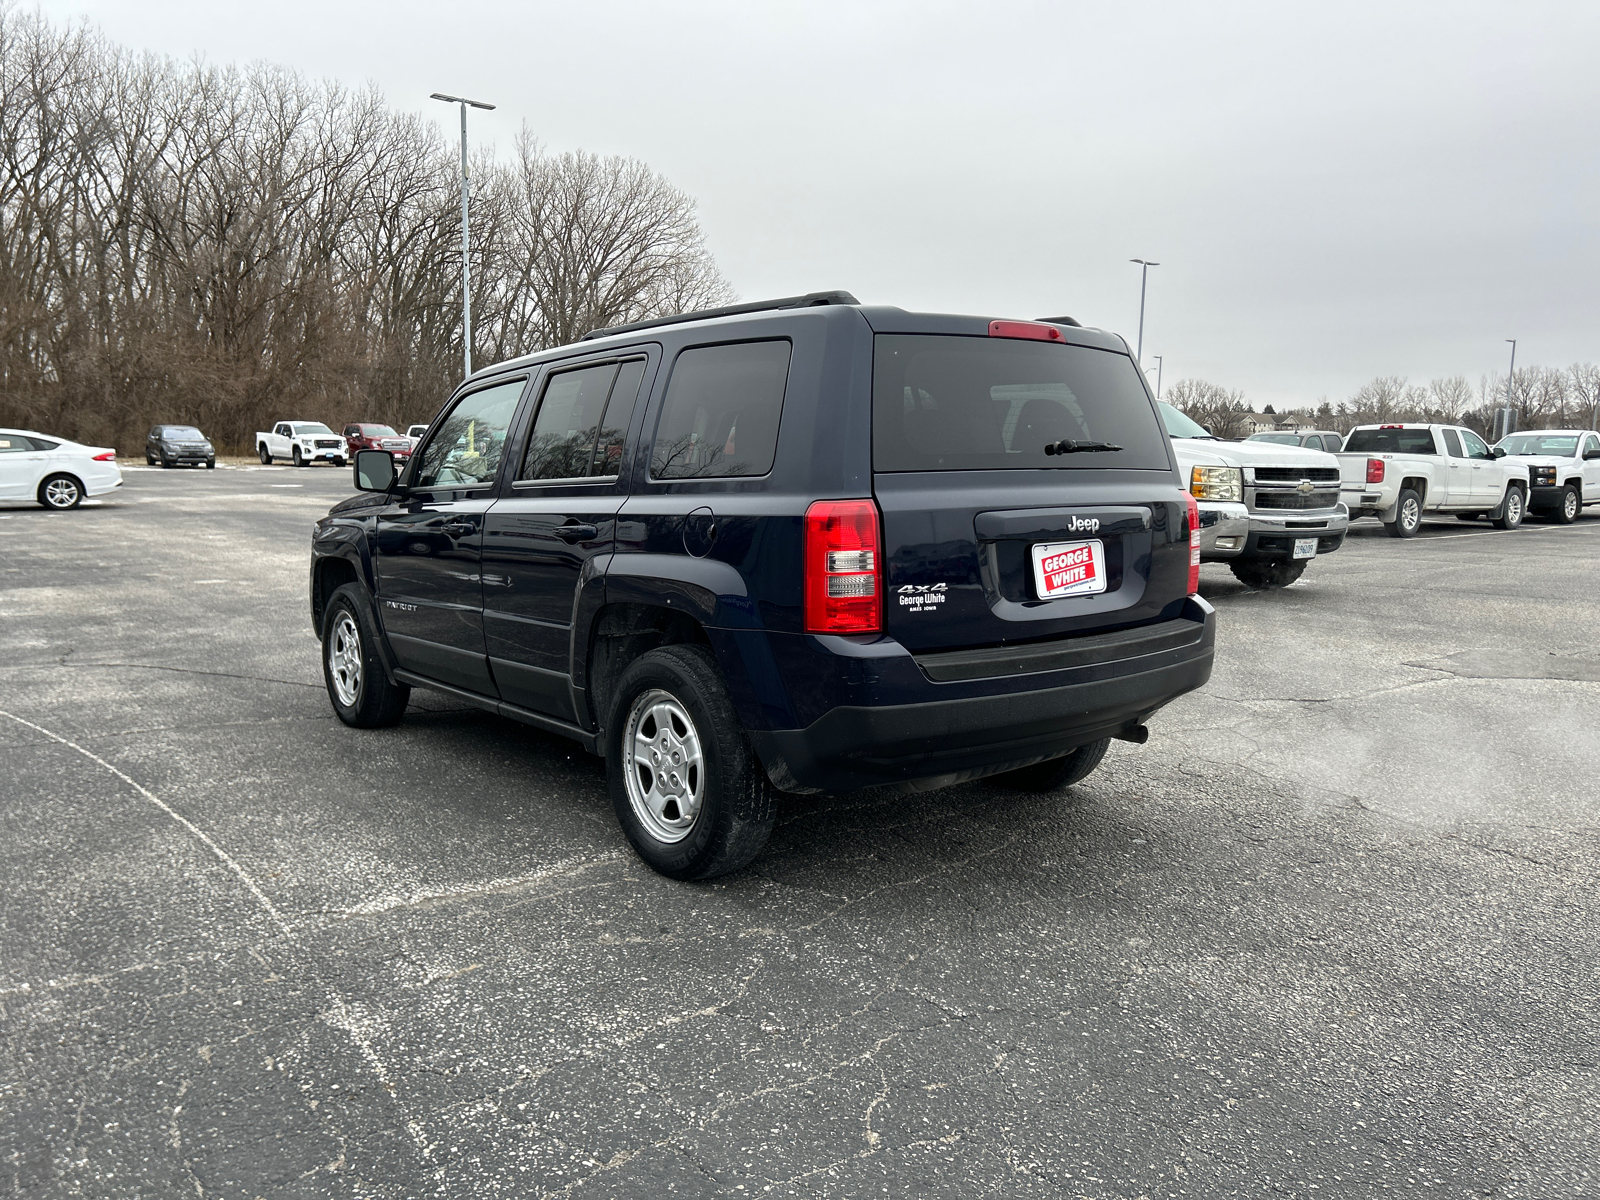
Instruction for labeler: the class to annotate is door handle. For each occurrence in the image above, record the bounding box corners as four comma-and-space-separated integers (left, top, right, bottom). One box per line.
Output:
555, 523, 599, 543
441, 521, 476, 537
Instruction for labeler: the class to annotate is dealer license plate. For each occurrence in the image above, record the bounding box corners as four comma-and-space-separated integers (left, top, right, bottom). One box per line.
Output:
1031, 539, 1106, 598
1293, 538, 1318, 559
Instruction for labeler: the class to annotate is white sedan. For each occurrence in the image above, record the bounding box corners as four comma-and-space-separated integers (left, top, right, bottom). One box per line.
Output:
0, 428, 122, 509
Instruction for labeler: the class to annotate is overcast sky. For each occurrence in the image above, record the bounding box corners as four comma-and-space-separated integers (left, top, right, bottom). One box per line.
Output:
37, 0, 1600, 406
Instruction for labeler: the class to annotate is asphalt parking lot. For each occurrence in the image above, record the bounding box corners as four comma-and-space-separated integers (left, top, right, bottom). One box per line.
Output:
3, 466, 1598, 1199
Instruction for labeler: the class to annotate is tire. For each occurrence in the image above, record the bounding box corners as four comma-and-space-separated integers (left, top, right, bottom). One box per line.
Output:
1492, 485, 1525, 530
37, 474, 84, 510
606, 644, 776, 880
1228, 557, 1307, 589
292, 446, 305, 467
145, 452, 156, 465
991, 738, 1111, 792
1551, 485, 1579, 525
259, 445, 272, 464
206, 459, 216, 470
321, 584, 409, 728
333, 457, 346, 468
1384, 488, 1422, 538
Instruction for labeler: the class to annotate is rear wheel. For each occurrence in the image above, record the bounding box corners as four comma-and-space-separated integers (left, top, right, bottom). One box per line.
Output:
1228, 557, 1307, 589
607, 644, 776, 880
321, 584, 409, 728
258, 445, 272, 464
1492, 485, 1525, 530
992, 738, 1111, 792
1551, 485, 1579, 524
1384, 488, 1422, 538
38, 474, 84, 510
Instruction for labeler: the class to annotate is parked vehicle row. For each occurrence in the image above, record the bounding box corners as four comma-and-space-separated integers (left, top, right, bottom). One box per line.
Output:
1337, 423, 1531, 536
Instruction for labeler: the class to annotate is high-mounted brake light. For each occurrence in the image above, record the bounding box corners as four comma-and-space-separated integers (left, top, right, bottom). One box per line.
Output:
1184, 492, 1201, 596
988, 320, 1064, 342
1366, 457, 1385, 484
1379, 423, 1404, 429
92, 451, 116, 461
804, 500, 881, 634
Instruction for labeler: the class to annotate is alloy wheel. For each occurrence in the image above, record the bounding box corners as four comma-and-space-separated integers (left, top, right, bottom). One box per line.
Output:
623, 688, 705, 843
43, 478, 80, 508
327, 612, 364, 707
1565, 490, 1579, 521
1400, 495, 1420, 533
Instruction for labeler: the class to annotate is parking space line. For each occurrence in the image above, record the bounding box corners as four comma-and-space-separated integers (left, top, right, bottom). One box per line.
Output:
0, 708, 293, 939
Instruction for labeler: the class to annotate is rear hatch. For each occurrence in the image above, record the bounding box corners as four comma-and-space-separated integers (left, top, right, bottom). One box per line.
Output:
871, 329, 1190, 653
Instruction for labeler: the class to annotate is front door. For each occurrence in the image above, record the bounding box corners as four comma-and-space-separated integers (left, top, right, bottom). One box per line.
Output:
1459, 429, 1501, 504
374, 376, 528, 694
1439, 428, 1472, 506
481, 354, 650, 720
1584, 434, 1600, 496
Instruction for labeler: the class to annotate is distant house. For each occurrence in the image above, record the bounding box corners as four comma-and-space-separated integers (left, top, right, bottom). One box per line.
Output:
1240, 411, 1280, 435
1275, 413, 1315, 433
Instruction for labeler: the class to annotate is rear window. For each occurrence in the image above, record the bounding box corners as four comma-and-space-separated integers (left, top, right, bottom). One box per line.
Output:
872, 335, 1169, 472
1343, 428, 1437, 454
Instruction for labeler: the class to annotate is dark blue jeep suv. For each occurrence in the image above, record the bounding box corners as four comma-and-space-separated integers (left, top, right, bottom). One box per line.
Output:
311, 292, 1215, 878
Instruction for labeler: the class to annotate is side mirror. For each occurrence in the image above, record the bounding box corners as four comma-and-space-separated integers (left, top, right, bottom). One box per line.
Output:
353, 448, 397, 493
1492, 446, 1507, 458
1585, 448, 1600, 460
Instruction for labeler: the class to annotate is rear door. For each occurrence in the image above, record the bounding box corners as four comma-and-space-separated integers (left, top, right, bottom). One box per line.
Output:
1439, 428, 1471, 505
871, 332, 1188, 653
480, 352, 652, 720
374, 375, 528, 694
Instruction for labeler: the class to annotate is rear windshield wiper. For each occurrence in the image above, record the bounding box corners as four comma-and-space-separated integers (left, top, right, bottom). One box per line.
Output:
1044, 438, 1122, 456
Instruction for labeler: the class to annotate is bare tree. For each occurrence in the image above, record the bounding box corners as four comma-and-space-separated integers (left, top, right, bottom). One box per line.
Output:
1165, 378, 1250, 438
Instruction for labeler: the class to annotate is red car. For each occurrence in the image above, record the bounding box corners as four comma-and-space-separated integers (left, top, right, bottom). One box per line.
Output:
341, 423, 414, 461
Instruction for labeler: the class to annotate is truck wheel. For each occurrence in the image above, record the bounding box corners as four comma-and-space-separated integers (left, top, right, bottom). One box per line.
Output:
206, 459, 216, 469
322, 584, 409, 728
1228, 558, 1306, 589
1492, 486, 1525, 530
292, 446, 305, 467
992, 738, 1111, 792
38, 474, 84, 510
607, 644, 776, 881
1551, 485, 1579, 525
259, 445, 272, 464
1384, 488, 1422, 538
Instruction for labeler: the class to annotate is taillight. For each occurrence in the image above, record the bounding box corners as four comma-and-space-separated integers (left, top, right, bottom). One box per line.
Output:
804, 499, 881, 634
1366, 457, 1385, 484
93, 451, 116, 461
988, 319, 1065, 342
1184, 492, 1201, 595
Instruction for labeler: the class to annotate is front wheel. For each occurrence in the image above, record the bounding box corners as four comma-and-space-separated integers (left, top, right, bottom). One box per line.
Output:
1492, 486, 1525, 530
992, 739, 1111, 792
1551, 485, 1579, 525
206, 459, 216, 470
607, 644, 776, 880
1228, 557, 1307, 589
1384, 488, 1422, 538
332, 457, 346, 468
321, 584, 410, 728
292, 446, 305, 467
258, 445, 272, 464
38, 474, 83, 510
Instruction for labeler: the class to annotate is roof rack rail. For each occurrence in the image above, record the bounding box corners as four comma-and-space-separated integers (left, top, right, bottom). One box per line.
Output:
1034, 314, 1083, 327
581, 290, 860, 341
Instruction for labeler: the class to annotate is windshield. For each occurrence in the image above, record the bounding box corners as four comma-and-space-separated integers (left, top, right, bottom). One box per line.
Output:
360, 425, 400, 437
161, 427, 205, 439
292, 423, 335, 435
1157, 401, 1214, 439
1498, 433, 1578, 456
872, 335, 1169, 471
1249, 433, 1300, 445
1343, 427, 1437, 454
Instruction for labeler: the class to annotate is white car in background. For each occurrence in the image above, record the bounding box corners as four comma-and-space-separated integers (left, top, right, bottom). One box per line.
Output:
0, 428, 122, 509
406, 424, 430, 441
1495, 429, 1600, 524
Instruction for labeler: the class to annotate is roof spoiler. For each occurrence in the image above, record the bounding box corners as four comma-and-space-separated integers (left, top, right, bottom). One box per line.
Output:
581, 290, 861, 341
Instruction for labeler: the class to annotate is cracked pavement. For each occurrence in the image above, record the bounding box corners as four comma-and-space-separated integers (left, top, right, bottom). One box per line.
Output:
2, 468, 1598, 1198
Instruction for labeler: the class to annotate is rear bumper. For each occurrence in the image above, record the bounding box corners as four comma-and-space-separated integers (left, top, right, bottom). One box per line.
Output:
746, 597, 1215, 794
1197, 501, 1348, 559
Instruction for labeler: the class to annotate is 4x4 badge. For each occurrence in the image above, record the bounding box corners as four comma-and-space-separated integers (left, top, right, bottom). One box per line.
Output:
897, 582, 947, 611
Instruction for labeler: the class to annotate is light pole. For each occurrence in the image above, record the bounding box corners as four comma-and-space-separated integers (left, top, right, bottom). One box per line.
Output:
1502, 338, 1518, 441
1146, 354, 1164, 399
1130, 258, 1159, 364
431, 92, 496, 379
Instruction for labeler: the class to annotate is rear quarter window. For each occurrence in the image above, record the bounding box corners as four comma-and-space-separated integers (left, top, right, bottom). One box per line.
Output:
650, 340, 790, 479
872, 335, 1169, 472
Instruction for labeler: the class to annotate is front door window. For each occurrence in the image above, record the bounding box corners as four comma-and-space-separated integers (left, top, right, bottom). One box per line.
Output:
414, 378, 526, 489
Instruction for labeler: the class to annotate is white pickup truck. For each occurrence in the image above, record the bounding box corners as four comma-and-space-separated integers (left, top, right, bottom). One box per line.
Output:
255, 422, 348, 467
1335, 423, 1530, 537
1495, 428, 1600, 524
1158, 402, 1349, 588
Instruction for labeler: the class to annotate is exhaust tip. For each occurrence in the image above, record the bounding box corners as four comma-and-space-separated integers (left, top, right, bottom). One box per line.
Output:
1113, 724, 1150, 745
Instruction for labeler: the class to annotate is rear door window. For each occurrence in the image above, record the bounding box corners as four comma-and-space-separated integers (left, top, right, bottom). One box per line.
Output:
650, 341, 791, 479
519, 356, 648, 483
872, 335, 1169, 472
